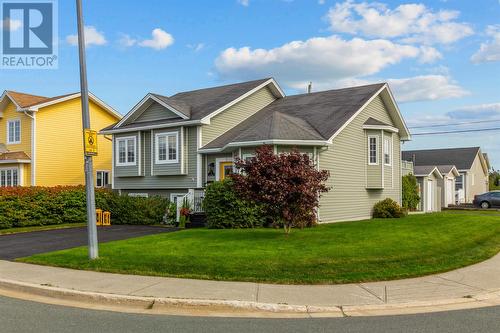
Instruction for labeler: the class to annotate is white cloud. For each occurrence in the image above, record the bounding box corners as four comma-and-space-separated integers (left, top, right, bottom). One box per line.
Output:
418, 46, 442, 63
2, 18, 22, 31
326, 1, 473, 45
215, 35, 421, 83
387, 75, 469, 102
118, 34, 137, 47
138, 28, 174, 50
188, 43, 205, 52
66, 26, 107, 46
447, 103, 500, 120
238, 0, 250, 6
471, 25, 500, 63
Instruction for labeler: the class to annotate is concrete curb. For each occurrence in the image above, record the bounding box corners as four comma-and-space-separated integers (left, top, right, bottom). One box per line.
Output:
1, 278, 499, 318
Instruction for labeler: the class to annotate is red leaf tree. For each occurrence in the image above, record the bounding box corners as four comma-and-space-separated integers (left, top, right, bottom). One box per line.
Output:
232, 145, 330, 234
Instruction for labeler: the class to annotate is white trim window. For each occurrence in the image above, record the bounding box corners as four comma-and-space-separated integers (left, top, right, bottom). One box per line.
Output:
368, 136, 378, 165
155, 132, 178, 164
7, 119, 21, 144
116, 136, 137, 166
0, 168, 19, 187
96, 170, 110, 188
384, 137, 392, 166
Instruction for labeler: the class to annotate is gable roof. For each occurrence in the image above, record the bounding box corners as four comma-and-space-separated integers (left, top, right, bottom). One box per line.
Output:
436, 165, 460, 177
413, 165, 444, 179
402, 147, 482, 171
0, 90, 121, 119
201, 82, 408, 151
0, 151, 31, 163
110, 78, 284, 131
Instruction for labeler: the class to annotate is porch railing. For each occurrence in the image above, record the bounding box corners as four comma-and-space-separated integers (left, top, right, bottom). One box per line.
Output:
176, 189, 205, 222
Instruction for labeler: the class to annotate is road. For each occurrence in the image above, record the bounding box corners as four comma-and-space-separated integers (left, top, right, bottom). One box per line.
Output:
0, 295, 499, 333
0, 225, 176, 260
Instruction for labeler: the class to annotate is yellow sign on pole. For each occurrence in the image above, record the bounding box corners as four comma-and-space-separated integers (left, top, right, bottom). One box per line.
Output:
84, 129, 98, 156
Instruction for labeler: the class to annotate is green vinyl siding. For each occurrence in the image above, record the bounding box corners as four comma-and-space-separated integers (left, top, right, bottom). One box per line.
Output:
134, 101, 180, 123
151, 127, 184, 176
113, 126, 198, 190
114, 132, 139, 178
366, 130, 382, 189
201, 86, 277, 146
318, 95, 402, 223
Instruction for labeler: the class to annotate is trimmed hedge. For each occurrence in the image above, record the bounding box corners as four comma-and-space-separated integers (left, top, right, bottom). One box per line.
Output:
0, 186, 169, 229
203, 180, 265, 229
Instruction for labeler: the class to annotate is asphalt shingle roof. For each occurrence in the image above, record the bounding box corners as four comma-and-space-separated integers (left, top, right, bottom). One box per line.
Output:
413, 165, 440, 177
203, 83, 385, 149
402, 147, 480, 171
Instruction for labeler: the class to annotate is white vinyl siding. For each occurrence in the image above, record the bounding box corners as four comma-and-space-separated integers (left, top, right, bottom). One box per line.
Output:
0, 168, 19, 187
116, 136, 136, 166
7, 119, 21, 144
155, 132, 178, 164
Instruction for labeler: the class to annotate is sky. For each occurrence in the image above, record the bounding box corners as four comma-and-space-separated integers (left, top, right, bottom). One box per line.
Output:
1, 0, 499, 168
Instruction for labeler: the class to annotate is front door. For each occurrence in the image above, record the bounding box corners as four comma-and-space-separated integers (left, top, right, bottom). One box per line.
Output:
219, 162, 233, 181
427, 180, 433, 212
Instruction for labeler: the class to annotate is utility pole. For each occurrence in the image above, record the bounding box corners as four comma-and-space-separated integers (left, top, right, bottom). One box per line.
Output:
76, 0, 98, 259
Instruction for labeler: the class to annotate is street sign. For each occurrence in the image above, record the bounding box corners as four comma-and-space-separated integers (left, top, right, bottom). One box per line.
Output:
84, 129, 98, 156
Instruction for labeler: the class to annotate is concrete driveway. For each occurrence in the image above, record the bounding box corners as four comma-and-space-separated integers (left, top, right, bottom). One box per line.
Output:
0, 225, 177, 260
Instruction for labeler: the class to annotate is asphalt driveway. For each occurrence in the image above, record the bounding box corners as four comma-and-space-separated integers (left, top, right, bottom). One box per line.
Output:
0, 225, 177, 260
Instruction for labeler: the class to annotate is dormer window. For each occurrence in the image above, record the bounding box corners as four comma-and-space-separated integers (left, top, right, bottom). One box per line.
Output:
7, 119, 21, 144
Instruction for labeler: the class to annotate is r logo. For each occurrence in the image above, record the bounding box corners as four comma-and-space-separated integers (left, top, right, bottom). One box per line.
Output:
2, 2, 53, 54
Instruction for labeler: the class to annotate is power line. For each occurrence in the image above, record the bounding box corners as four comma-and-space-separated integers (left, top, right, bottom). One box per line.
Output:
412, 127, 500, 136
409, 118, 500, 129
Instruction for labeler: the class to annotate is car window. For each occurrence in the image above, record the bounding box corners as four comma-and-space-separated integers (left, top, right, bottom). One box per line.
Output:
491, 192, 500, 198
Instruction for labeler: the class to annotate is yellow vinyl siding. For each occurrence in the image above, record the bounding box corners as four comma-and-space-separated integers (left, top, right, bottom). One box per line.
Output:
0, 100, 32, 156
35, 99, 118, 186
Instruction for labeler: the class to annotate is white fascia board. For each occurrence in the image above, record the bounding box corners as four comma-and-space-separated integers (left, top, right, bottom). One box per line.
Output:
100, 119, 207, 134
200, 78, 285, 123
328, 84, 411, 144
362, 124, 399, 133
25, 92, 122, 120
114, 93, 188, 129
0, 159, 31, 164
0, 91, 21, 113
327, 84, 387, 143
198, 139, 329, 153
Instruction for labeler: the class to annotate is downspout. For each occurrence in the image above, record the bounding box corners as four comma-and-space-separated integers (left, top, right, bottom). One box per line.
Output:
23, 110, 36, 186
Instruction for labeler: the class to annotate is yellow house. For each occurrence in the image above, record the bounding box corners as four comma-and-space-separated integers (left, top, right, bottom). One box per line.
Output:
0, 90, 122, 187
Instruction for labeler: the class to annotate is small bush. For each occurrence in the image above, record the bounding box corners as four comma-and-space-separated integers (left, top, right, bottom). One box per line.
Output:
373, 198, 407, 218
203, 180, 265, 229
0, 186, 169, 229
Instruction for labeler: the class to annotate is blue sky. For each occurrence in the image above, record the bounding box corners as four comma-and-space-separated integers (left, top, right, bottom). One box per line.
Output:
1, 0, 499, 167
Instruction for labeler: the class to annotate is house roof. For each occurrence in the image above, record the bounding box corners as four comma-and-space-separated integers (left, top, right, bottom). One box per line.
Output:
0, 151, 30, 161
0, 90, 122, 119
402, 147, 482, 171
202, 83, 386, 149
413, 165, 443, 179
364, 117, 391, 126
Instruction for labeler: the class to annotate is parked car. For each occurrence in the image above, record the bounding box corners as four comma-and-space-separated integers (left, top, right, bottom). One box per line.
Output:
473, 191, 500, 208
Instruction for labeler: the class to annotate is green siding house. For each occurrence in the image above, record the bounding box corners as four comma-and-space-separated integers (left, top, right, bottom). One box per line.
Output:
101, 78, 411, 223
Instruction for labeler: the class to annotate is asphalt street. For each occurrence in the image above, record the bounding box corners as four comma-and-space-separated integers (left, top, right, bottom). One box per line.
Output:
0, 225, 176, 260
0, 295, 499, 333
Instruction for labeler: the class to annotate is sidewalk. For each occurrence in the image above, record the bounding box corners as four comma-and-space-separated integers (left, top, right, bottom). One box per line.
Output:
1, 253, 499, 317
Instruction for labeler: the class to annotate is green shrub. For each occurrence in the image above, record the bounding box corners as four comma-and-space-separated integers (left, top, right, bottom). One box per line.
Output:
373, 198, 407, 218
203, 180, 265, 229
0, 186, 169, 229
402, 174, 420, 210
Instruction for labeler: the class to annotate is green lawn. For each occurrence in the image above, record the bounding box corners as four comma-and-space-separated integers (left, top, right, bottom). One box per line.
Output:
0, 223, 86, 235
19, 212, 500, 284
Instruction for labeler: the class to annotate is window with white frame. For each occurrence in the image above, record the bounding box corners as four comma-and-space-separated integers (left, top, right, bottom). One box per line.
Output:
7, 119, 21, 144
384, 137, 391, 166
155, 132, 178, 164
96, 171, 110, 188
116, 137, 136, 166
368, 136, 378, 165
0, 168, 19, 187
